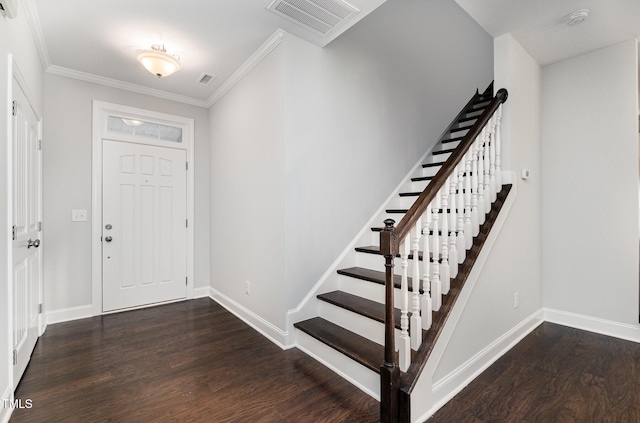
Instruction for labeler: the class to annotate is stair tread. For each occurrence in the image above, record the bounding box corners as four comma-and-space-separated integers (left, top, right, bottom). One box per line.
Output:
411, 175, 434, 182
318, 291, 403, 329
441, 136, 464, 144
294, 317, 383, 373
432, 148, 456, 156
458, 116, 478, 124
385, 208, 452, 214
422, 163, 442, 168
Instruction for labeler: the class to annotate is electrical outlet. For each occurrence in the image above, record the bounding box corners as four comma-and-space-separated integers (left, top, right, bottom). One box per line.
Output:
245, 281, 250, 295
514, 292, 519, 309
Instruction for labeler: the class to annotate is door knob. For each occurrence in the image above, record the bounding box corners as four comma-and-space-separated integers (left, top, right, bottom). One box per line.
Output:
27, 239, 40, 249
105, 236, 113, 242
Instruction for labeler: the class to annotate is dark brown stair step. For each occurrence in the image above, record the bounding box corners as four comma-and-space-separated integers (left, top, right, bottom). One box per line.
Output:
337, 267, 422, 292
432, 148, 456, 156
449, 126, 470, 133
399, 189, 467, 197
458, 116, 478, 124
441, 136, 465, 144
411, 175, 434, 182
318, 291, 402, 329
386, 208, 452, 214
422, 162, 442, 169
294, 317, 383, 373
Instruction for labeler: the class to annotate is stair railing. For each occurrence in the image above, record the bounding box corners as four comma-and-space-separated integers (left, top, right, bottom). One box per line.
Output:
379, 88, 508, 423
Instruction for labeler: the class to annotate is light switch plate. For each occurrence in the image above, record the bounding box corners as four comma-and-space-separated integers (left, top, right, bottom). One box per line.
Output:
71, 210, 87, 222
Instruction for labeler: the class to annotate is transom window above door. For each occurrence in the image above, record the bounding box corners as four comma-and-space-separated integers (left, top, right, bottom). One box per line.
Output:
107, 115, 182, 143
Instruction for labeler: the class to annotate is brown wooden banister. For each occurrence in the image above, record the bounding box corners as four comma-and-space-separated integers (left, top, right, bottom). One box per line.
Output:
379, 87, 508, 423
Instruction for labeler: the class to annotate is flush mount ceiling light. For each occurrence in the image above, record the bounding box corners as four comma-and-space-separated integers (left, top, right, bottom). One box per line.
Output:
566, 9, 589, 26
136, 44, 181, 78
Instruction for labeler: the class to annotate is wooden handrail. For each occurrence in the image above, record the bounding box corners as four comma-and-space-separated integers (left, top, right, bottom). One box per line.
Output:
380, 88, 508, 258
379, 87, 508, 423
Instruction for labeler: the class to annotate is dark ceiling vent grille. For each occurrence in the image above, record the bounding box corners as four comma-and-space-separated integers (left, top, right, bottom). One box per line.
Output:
267, 0, 358, 36
198, 73, 215, 85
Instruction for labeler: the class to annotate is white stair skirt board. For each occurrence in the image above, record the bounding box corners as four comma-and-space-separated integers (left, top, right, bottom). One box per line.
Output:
209, 288, 289, 349
296, 330, 381, 400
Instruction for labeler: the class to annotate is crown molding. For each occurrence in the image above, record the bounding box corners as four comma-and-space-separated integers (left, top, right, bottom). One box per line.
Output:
46, 65, 209, 108
22, 0, 51, 70
206, 28, 285, 107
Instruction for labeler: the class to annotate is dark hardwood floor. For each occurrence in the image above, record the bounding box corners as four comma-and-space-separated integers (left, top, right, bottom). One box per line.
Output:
429, 322, 640, 422
10, 298, 378, 423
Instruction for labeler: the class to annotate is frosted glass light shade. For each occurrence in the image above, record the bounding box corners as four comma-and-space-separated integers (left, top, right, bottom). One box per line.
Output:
136, 45, 181, 78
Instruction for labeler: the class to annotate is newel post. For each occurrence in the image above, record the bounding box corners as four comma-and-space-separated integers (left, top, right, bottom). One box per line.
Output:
380, 219, 400, 423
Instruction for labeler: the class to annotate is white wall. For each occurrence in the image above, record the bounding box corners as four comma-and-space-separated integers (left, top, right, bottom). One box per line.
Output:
0, 1, 45, 415
208, 0, 494, 336
411, 33, 544, 421
283, 0, 494, 311
208, 45, 287, 330
43, 74, 210, 313
542, 39, 639, 325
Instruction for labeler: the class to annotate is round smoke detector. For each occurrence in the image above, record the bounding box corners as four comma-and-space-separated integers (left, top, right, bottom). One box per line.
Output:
566, 9, 589, 26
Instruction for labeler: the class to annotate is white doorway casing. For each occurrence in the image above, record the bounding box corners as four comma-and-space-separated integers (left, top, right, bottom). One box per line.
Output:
92, 101, 195, 315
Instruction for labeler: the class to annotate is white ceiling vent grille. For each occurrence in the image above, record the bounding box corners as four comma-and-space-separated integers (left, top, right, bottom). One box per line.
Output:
268, 0, 359, 37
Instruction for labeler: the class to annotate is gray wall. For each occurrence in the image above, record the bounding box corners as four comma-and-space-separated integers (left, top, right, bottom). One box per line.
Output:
209, 0, 494, 332
283, 0, 494, 311
43, 74, 210, 313
542, 40, 639, 324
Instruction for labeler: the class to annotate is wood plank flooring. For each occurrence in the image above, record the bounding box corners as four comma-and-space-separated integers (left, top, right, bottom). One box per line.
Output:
428, 322, 640, 422
10, 298, 378, 423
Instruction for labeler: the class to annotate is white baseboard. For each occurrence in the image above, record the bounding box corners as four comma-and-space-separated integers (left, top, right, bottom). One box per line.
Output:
0, 385, 13, 423
544, 308, 640, 344
45, 304, 93, 325
418, 310, 544, 422
192, 285, 210, 299
209, 288, 289, 349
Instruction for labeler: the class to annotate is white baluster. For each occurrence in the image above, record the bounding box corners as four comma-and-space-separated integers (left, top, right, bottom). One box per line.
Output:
495, 104, 503, 190
411, 220, 422, 350
477, 132, 486, 225
399, 237, 411, 372
456, 165, 466, 263
464, 150, 473, 250
440, 184, 450, 295
471, 139, 479, 237
448, 170, 458, 278
489, 114, 497, 202
483, 131, 491, 214
421, 205, 432, 330
431, 195, 442, 312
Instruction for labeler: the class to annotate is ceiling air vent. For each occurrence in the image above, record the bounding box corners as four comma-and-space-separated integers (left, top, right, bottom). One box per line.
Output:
267, 0, 359, 37
197, 73, 215, 85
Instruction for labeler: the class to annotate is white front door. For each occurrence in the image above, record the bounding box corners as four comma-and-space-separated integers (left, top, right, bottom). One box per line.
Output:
12, 79, 42, 388
102, 140, 187, 312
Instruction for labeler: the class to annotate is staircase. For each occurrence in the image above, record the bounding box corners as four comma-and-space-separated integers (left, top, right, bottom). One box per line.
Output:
293, 84, 509, 422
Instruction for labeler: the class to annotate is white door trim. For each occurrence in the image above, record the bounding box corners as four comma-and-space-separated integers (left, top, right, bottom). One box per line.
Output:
91, 101, 195, 315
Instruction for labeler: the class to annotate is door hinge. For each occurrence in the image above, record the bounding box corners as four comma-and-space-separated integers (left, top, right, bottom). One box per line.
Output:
12, 225, 16, 241
186, 219, 188, 228
37, 221, 42, 231
185, 276, 188, 286
38, 139, 42, 150
38, 303, 43, 314
12, 100, 17, 116
186, 161, 188, 171
13, 349, 17, 365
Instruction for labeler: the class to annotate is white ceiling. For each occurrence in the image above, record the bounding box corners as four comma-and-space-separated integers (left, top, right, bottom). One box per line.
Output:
455, 0, 640, 66
27, 0, 385, 107
24, 0, 639, 108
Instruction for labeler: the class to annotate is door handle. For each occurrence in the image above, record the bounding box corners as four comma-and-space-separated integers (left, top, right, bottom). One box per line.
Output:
104, 236, 113, 242
27, 239, 40, 249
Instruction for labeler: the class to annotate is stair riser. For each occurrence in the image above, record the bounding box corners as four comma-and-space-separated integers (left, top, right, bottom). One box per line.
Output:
356, 252, 456, 280
339, 274, 413, 310
319, 301, 403, 345
296, 330, 380, 399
